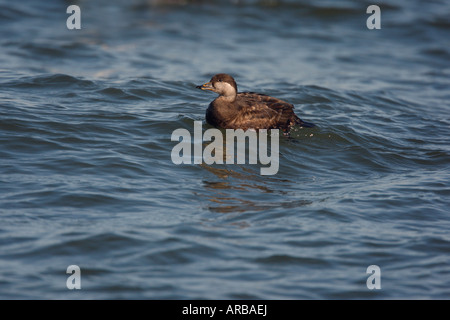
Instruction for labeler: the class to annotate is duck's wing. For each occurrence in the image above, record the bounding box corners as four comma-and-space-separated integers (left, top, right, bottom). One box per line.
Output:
234, 92, 301, 130
238, 92, 295, 110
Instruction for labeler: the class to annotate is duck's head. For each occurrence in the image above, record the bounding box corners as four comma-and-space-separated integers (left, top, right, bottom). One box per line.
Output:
196, 73, 238, 99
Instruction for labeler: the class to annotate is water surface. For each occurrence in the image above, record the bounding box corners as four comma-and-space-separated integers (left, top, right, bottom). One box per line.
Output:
0, 0, 449, 299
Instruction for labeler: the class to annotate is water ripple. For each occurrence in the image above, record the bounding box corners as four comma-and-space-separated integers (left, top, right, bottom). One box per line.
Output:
1, 0, 449, 299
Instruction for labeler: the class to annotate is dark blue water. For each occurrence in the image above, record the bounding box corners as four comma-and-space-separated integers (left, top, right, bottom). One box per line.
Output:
1, 0, 449, 299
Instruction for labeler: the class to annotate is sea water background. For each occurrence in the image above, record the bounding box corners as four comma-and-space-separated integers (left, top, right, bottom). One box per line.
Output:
0, 0, 449, 299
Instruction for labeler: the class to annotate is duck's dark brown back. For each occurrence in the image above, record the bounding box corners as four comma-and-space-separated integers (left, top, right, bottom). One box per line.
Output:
233, 92, 301, 130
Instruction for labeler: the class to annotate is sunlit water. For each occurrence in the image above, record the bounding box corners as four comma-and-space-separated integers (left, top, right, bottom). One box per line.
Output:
1, 0, 449, 299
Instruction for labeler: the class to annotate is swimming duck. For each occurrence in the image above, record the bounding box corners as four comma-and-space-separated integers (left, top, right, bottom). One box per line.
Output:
196, 73, 315, 132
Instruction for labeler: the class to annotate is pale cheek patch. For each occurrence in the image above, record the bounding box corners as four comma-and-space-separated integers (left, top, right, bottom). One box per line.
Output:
215, 82, 236, 97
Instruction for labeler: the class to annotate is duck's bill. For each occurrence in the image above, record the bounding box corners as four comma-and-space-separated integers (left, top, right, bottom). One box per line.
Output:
196, 82, 214, 91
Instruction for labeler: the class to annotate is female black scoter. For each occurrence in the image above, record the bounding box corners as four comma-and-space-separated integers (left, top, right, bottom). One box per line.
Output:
196, 73, 315, 132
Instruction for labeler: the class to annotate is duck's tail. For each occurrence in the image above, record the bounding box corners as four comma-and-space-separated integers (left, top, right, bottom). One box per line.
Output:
296, 117, 315, 128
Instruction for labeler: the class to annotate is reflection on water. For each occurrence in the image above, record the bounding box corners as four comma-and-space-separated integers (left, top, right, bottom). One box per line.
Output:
198, 163, 311, 214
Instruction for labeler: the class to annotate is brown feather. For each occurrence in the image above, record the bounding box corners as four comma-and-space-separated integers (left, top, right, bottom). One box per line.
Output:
199, 74, 315, 132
